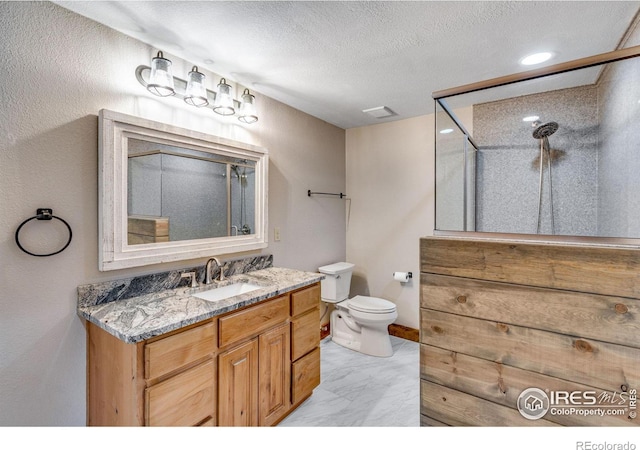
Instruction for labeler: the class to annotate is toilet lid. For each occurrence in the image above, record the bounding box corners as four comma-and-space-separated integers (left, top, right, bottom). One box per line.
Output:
347, 295, 396, 313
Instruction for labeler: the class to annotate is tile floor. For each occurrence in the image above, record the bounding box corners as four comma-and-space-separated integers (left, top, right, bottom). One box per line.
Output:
279, 335, 420, 427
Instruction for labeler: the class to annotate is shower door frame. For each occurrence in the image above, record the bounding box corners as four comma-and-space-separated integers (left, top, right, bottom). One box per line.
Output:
434, 98, 478, 232
432, 43, 640, 247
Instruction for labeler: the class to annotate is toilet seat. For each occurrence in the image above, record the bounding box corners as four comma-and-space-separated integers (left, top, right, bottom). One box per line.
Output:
346, 295, 396, 314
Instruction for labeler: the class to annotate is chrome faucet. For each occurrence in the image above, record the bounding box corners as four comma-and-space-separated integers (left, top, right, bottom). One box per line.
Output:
205, 257, 225, 284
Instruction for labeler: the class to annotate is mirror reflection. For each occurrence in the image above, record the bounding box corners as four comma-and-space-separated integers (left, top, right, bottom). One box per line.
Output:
127, 138, 256, 244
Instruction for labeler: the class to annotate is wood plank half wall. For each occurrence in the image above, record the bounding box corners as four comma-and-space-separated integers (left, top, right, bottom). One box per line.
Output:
420, 237, 640, 427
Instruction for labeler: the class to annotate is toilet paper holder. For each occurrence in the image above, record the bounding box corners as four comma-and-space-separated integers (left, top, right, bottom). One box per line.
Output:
393, 271, 413, 282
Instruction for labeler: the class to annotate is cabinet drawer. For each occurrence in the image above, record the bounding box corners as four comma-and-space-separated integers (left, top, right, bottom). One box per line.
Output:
219, 295, 289, 348
145, 359, 215, 426
291, 284, 320, 316
291, 347, 320, 405
291, 307, 320, 361
145, 321, 216, 380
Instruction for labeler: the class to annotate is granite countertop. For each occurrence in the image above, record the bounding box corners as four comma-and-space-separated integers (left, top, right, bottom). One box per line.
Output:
78, 267, 324, 344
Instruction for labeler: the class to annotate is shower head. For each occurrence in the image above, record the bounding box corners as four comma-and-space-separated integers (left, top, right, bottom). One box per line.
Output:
532, 121, 559, 139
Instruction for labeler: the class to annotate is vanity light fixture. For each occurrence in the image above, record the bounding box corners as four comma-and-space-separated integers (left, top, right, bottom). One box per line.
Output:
147, 51, 175, 97
439, 128, 454, 134
238, 89, 258, 124
212, 78, 235, 115
136, 51, 259, 123
184, 66, 209, 107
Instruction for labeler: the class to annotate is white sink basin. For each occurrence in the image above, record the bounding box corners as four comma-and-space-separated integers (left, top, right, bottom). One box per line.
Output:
193, 282, 264, 302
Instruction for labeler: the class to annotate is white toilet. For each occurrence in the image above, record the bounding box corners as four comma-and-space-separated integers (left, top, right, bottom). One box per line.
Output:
318, 262, 398, 357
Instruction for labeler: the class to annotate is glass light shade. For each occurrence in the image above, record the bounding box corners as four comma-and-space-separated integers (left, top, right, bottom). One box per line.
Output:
213, 78, 235, 115
184, 66, 209, 107
147, 51, 175, 97
238, 89, 258, 124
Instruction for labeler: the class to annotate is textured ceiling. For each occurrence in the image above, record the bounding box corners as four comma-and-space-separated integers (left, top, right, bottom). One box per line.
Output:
56, 1, 640, 129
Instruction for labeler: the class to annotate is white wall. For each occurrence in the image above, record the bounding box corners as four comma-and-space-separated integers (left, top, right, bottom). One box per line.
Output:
0, 2, 345, 426
345, 115, 434, 329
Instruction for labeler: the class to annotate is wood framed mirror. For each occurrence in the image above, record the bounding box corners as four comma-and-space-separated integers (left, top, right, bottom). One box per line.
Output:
98, 109, 268, 271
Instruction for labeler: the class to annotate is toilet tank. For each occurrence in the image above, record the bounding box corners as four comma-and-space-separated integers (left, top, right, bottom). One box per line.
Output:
318, 262, 355, 303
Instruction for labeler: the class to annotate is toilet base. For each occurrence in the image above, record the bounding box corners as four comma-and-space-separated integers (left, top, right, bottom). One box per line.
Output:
330, 309, 395, 357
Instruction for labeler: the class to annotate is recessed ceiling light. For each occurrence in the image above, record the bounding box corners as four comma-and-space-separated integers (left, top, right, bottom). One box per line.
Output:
440, 128, 454, 134
522, 115, 539, 122
520, 52, 553, 66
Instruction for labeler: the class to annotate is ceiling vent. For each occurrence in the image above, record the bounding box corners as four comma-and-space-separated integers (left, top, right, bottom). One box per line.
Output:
362, 106, 397, 119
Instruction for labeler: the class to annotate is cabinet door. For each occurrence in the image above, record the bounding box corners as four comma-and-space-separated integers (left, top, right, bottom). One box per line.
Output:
218, 338, 259, 426
259, 323, 291, 426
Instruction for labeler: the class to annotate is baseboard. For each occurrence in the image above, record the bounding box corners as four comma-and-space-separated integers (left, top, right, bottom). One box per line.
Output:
321, 323, 418, 342
388, 323, 419, 342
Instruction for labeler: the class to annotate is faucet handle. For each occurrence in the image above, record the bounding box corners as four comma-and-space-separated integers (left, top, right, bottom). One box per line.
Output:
181, 271, 199, 288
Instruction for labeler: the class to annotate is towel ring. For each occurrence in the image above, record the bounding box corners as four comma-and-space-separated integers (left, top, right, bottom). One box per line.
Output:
15, 208, 73, 257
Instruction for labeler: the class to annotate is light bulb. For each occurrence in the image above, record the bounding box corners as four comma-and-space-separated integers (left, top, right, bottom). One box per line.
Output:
184, 66, 208, 107
213, 78, 235, 116
520, 52, 553, 66
238, 89, 258, 124
147, 51, 175, 97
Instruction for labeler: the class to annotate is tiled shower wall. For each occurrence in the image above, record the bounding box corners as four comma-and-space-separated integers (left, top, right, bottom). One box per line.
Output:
597, 20, 640, 238
472, 15, 640, 238
473, 85, 599, 236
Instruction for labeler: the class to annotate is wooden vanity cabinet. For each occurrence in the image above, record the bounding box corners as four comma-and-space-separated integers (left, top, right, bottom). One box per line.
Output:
86, 282, 321, 427
290, 284, 321, 407
87, 319, 217, 426
217, 294, 290, 427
